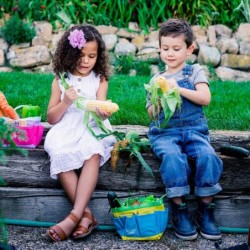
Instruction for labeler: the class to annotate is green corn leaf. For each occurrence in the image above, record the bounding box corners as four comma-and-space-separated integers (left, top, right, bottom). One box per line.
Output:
145, 76, 182, 128
59, 73, 112, 139
59, 73, 70, 90
125, 130, 140, 142
132, 150, 154, 178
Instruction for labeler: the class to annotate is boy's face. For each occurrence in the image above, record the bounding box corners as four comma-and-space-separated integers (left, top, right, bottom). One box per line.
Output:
160, 35, 194, 73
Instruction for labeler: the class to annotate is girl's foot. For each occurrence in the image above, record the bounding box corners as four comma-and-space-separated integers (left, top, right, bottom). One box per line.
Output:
72, 212, 98, 240
47, 213, 79, 242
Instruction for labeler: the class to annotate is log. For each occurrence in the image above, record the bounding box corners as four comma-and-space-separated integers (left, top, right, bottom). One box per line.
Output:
1, 124, 249, 229
41, 123, 250, 152
1, 149, 250, 192
0, 187, 249, 228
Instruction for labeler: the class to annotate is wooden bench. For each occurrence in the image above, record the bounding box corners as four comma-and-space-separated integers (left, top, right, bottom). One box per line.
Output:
0, 123, 250, 228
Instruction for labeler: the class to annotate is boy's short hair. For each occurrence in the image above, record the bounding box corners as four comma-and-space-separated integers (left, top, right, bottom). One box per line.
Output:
159, 18, 193, 47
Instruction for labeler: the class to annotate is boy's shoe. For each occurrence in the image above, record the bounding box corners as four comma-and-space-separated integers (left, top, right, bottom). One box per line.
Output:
171, 202, 198, 240
195, 200, 221, 240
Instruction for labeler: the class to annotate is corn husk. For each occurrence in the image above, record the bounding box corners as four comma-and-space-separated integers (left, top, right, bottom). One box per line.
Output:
60, 73, 113, 139
144, 75, 181, 128
110, 131, 154, 178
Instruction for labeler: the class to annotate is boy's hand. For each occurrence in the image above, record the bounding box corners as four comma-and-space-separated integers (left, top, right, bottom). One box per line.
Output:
167, 78, 179, 89
147, 104, 161, 120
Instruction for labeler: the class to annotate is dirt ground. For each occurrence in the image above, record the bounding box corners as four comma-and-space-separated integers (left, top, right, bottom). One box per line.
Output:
5, 225, 249, 250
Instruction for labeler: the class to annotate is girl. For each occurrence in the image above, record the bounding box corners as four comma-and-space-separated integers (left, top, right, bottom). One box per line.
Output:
44, 24, 116, 242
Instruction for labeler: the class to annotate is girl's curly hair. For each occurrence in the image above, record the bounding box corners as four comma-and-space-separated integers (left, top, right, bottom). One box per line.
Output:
53, 24, 110, 80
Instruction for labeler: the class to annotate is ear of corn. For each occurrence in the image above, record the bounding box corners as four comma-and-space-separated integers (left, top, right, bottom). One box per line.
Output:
86, 100, 119, 114
155, 76, 169, 93
110, 140, 129, 170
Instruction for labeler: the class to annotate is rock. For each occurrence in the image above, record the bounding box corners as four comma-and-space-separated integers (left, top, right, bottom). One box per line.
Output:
96, 25, 118, 35
216, 38, 238, 54
102, 34, 118, 51
132, 35, 145, 51
114, 42, 137, 55
235, 23, 250, 43
198, 45, 221, 67
239, 41, 250, 56
220, 54, 250, 70
0, 50, 4, 66
216, 66, 250, 82
207, 25, 217, 47
0, 67, 12, 72
116, 28, 138, 39
214, 24, 232, 39
9, 45, 51, 68
32, 21, 53, 46
0, 38, 8, 53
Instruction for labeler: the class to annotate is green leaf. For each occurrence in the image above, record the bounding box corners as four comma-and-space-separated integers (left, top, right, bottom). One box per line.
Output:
133, 150, 154, 178
125, 131, 140, 142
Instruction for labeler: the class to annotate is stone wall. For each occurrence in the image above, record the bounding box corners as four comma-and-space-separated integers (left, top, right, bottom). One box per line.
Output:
1, 21, 250, 81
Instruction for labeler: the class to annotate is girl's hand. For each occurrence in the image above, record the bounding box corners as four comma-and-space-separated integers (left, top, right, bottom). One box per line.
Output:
63, 86, 78, 105
96, 107, 111, 120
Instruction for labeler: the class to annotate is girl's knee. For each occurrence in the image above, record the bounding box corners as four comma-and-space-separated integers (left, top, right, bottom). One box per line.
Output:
87, 154, 101, 163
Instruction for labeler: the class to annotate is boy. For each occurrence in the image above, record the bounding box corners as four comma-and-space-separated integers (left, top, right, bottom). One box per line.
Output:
146, 19, 223, 241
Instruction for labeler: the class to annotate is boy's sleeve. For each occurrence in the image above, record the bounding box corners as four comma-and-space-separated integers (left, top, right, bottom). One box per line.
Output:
193, 64, 209, 86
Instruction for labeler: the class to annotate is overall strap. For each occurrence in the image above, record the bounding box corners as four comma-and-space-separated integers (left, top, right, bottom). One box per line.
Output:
182, 64, 193, 79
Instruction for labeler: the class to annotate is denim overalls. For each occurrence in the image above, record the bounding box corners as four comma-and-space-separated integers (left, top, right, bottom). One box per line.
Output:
148, 65, 223, 198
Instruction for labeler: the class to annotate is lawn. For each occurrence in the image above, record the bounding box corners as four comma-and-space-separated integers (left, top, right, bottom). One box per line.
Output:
0, 72, 249, 130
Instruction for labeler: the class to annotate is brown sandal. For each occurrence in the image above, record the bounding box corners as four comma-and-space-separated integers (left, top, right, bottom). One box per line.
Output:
72, 211, 98, 240
47, 212, 79, 242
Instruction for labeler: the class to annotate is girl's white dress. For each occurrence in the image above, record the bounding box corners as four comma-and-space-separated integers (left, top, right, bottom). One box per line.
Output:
44, 71, 116, 179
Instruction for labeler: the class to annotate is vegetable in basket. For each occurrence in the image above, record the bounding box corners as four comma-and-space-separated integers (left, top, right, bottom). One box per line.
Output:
0, 91, 19, 120
21, 105, 41, 118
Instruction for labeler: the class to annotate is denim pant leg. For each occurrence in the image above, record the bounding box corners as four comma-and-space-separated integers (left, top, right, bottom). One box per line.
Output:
184, 128, 223, 197
149, 132, 191, 198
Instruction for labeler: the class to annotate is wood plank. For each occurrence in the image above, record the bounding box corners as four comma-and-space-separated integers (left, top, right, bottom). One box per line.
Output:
0, 187, 249, 228
1, 150, 249, 192
41, 123, 250, 151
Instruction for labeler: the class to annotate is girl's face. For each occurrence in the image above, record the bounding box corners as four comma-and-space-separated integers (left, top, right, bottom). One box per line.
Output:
160, 35, 194, 74
73, 40, 98, 77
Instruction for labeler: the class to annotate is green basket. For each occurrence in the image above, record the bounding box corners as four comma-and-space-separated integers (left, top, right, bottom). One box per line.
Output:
111, 195, 168, 240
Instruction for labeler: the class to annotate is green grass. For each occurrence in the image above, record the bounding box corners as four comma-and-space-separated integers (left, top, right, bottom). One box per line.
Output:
0, 72, 249, 130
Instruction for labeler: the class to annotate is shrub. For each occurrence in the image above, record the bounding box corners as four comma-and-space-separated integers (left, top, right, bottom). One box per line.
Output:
114, 54, 134, 75
1, 14, 36, 44
113, 54, 154, 76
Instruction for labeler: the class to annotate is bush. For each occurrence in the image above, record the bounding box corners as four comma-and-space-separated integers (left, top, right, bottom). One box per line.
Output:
114, 54, 153, 76
1, 14, 36, 44
0, 0, 246, 33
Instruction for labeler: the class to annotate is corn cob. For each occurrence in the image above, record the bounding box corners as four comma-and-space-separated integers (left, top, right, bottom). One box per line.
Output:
86, 100, 119, 114
110, 140, 129, 170
111, 143, 120, 170
155, 76, 169, 93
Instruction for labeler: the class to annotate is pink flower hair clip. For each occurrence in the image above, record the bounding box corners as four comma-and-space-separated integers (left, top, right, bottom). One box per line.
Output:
68, 29, 86, 49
